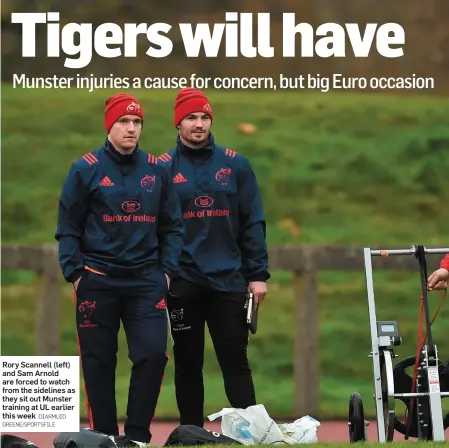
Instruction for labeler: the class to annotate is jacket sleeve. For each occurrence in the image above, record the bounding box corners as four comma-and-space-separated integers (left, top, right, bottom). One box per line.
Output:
157, 168, 184, 279
441, 253, 449, 271
54, 164, 88, 283
237, 156, 270, 283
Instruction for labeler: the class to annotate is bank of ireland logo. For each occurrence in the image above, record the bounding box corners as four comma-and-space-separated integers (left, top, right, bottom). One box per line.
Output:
215, 168, 232, 186
194, 196, 214, 208
122, 200, 140, 213
141, 175, 156, 192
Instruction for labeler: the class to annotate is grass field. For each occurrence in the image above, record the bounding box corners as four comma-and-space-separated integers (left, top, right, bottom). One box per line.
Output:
1, 84, 449, 420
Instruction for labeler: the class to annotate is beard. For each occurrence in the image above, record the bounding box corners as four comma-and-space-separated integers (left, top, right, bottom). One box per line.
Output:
184, 130, 208, 145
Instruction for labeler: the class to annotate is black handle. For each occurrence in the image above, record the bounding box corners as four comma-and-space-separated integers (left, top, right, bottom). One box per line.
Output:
414, 244, 434, 354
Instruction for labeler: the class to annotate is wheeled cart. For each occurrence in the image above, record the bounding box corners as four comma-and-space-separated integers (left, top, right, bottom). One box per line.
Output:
348, 245, 449, 443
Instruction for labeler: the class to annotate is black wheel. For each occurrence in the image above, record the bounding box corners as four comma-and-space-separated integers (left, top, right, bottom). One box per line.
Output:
349, 392, 366, 442
380, 349, 396, 441
392, 355, 449, 439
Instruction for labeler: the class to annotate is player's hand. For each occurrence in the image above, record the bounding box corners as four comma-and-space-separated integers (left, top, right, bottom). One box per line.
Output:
73, 276, 82, 291
248, 281, 267, 308
427, 268, 448, 291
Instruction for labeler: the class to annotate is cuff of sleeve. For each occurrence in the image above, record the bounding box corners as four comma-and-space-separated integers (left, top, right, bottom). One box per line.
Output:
440, 255, 449, 271
248, 271, 270, 282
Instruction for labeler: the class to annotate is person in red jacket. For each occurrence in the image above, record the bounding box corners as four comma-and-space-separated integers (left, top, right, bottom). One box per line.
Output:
427, 254, 449, 291
428, 254, 449, 391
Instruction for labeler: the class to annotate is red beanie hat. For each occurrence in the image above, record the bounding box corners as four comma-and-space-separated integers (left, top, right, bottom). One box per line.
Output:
174, 88, 213, 127
104, 93, 144, 133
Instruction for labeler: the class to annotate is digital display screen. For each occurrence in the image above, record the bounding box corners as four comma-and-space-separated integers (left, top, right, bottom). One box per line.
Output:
381, 324, 395, 332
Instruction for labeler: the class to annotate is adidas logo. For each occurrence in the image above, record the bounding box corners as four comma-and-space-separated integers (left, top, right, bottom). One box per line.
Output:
99, 176, 114, 187
156, 299, 166, 309
173, 173, 187, 183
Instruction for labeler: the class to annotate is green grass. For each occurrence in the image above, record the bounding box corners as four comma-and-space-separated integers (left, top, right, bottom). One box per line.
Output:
1, 85, 449, 420
2, 269, 448, 420
2, 85, 449, 246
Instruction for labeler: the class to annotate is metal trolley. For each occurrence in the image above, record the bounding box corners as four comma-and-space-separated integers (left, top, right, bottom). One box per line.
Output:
348, 245, 449, 443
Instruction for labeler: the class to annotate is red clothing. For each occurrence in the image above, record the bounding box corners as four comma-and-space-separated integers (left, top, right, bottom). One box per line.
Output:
441, 253, 449, 271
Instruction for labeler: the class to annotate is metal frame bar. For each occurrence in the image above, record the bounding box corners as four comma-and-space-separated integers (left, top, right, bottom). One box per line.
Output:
363, 246, 449, 443
370, 247, 449, 256
363, 248, 386, 442
423, 345, 446, 441
395, 392, 449, 397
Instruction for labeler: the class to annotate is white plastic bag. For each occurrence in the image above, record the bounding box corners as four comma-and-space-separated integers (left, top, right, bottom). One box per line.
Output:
208, 404, 285, 445
278, 415, 320, 444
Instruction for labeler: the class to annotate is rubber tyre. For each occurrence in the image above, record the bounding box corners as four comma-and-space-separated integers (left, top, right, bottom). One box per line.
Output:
349, 392, 366, 443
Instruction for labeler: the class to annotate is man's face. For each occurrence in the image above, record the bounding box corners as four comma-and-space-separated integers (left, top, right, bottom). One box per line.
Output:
108, 115, 142, 152
178, 112, 211, 145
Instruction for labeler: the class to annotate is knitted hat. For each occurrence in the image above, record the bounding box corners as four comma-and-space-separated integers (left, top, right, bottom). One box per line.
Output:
104, 93, 144, 133
174, 88, 213, 127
